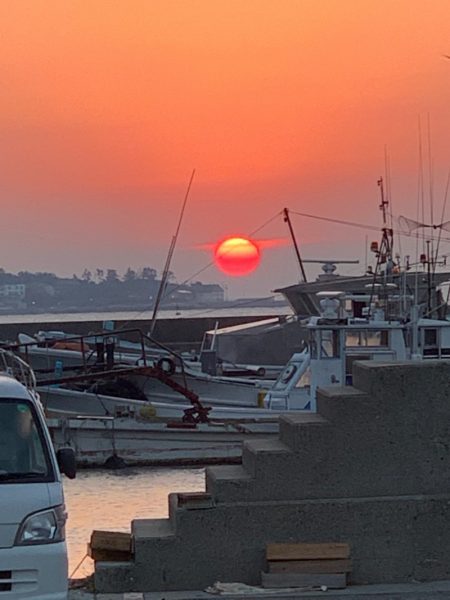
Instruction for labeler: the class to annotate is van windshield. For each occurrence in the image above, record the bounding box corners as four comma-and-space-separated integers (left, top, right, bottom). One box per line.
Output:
0, 399, 54, 483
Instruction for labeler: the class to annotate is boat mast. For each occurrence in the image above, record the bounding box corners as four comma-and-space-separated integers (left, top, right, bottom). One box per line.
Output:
368, 178, 395, 316
377, 177, 394, 266
283, 207, 307, 283
149, 169, 196, 338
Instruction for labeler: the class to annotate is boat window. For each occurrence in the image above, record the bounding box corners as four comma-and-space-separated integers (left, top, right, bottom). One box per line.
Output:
403, 329, 411, 349
368, 330, 389, 346
344, 299, 352, 313
320, 330, 340, 358
0, 400, 54, 484
345, 330, 388, 348
424, 328, 438, 347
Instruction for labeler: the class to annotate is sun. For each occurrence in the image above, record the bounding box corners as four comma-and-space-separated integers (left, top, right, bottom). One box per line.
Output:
214, 236, 261, 276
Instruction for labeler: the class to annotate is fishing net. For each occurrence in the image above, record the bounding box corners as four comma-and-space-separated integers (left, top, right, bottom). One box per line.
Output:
398, 215, 450, 233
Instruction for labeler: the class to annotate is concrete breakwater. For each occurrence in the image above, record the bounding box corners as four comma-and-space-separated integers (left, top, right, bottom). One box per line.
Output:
0, 309, 287, 349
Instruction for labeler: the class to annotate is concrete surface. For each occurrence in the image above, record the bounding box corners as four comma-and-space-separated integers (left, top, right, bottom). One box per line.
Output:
94, 360, 450, 593
70, 578, 450, 598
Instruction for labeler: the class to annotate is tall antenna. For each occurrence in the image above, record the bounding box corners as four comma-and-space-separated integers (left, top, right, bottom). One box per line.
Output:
149, 169, 196, 337
367, 177, 394, 316
377, 177, 393, 261
427, 114, 436, 280
378, 176, 388, 225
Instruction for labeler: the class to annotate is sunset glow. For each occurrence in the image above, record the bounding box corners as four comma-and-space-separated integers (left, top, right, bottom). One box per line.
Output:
1, 1, 450, 296
214, 237, 260, 276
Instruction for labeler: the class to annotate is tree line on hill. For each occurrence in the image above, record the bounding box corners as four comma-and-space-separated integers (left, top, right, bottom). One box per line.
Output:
0, 267, 224, 312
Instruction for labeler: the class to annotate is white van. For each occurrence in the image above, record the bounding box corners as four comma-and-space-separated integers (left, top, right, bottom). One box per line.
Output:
0, 371, 75, 599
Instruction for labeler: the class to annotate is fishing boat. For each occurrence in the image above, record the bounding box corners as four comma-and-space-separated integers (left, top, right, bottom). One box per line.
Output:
276, 182, 450, 319
11, 327, 292, 410
11, 269, 450, 469
207, 183, 450, 366
42, 353, 309, 467
47, 415, 279, 467
37, 347, 310, 417
0, 330, 294, 467
43, 282, 450, 466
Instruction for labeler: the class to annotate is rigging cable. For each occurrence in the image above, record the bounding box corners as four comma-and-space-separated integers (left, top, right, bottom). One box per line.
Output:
288, 209, 450, 244
434, 168, 450, 269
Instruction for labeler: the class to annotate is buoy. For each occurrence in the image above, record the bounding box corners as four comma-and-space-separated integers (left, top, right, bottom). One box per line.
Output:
139, 405, 157, 420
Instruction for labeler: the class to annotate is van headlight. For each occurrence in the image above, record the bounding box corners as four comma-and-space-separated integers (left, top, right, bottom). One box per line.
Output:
15, 505, 67, 545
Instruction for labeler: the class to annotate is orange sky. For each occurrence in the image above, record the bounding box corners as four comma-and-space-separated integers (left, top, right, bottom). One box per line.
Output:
1, 0, 450, 296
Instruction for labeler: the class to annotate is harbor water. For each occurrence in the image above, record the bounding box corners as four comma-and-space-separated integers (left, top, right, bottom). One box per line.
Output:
64, 466, 205, 579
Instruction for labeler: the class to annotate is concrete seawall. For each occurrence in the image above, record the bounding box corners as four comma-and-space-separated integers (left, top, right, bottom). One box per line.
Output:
0, 314, 274, 349
95, 360, 450, 593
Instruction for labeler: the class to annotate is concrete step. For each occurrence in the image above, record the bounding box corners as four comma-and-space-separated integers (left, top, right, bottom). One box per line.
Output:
242, 438, 291, 477
168, 490, 216, 523
315, 386, 373, 425
205, 464, 253, 503
279, 412, 329, 451
131, 518, 176, 565
94, 561, 136, 595
132, 518, 174, 540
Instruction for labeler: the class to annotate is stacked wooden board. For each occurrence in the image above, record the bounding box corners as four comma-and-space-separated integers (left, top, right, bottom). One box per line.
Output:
262, 542, 351, 589
88, 530, 133, 562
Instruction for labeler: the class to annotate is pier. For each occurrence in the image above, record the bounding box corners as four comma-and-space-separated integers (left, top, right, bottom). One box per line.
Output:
91, 359, 450, 594
69, 579, 450, 599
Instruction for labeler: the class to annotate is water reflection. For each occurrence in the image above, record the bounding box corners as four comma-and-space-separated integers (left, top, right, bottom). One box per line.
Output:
64, 466, 205, 578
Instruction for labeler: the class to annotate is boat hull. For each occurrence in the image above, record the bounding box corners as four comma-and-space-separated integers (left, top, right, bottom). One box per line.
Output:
47, 416, 279, 467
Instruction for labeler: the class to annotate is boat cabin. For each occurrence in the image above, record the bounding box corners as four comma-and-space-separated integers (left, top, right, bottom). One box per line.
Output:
300, 290, 450, 410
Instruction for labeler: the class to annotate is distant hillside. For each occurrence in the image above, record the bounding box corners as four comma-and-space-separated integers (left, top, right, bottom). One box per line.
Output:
0, 267, 228, 313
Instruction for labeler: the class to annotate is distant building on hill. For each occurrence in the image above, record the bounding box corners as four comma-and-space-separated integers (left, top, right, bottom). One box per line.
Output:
0, 284, 26, 309
164, 283, 225, 306
190, 283, 224, 304
0, 284, 26, 298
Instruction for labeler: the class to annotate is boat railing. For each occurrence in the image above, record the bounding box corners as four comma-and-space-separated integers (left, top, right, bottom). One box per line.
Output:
0, 348, 37, 393
1, 327, 192, 391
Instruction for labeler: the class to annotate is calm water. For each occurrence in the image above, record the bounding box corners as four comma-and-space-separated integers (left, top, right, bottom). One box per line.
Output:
64, 466, 205, 578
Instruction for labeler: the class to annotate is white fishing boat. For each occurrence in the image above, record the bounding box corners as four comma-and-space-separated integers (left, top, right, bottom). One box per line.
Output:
46, 415, 280, 467
37, 349, 311, 417
42, 366, 300, 467
34, 337, 312, 466
37, 361, 297, 467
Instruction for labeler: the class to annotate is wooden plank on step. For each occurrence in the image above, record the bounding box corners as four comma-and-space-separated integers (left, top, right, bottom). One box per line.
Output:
266, 542, 350, 561
90, 530, 131, 553
268, 559, 352, 574
262, 572, 347, 589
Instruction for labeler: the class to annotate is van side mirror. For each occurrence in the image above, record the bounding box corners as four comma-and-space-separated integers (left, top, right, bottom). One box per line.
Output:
57, 447, 76, 479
